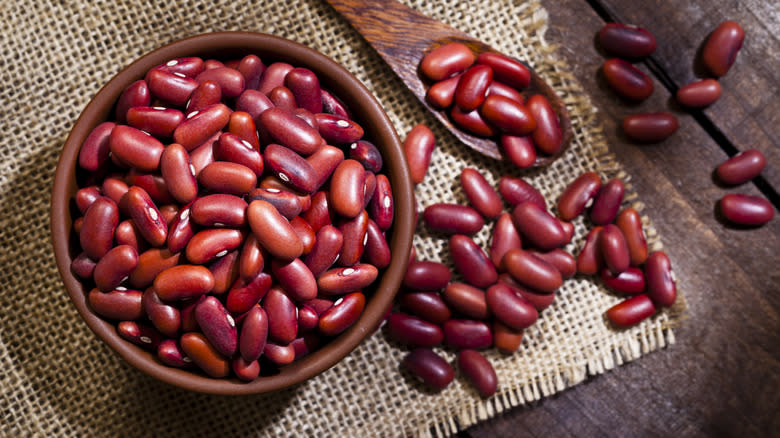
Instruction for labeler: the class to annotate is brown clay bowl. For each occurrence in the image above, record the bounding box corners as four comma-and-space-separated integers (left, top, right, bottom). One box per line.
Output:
50, 32, 414, 395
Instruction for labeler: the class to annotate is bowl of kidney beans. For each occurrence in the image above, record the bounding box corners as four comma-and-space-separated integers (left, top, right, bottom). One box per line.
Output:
50, 32, 415, 394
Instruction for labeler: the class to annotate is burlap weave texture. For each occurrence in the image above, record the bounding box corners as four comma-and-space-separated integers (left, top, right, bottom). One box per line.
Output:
0, 0, 684, 436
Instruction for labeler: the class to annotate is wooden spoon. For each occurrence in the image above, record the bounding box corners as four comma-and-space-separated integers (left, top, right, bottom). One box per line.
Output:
324, 0, 572, 166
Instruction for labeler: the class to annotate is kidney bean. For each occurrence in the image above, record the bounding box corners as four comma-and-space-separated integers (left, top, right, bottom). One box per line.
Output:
189, 194, 246, 228
101, 177, 128, 205
159, 204, 179, 226
128, 248, 180, 289
326, 159, 366, 218
480, 95, 536, 136
511, 202, 566, 251
716, 149, 767, 185
157, 339, 193, 368
291, 333, 323, 360
398, 292, 452, 325
498, 274, 556, 311
458, 349, 497, 398
315, 113, 364, 145
423, 203, 484, 235
615, 208, 648, 266
88, 288, 143, 321
78, 122, 115, 171
450, 106, 497, 137
317, 264, 379, 295
426, 73, 461, 109
259, 107, 324, 156
115, 80, 151, 124
239, 305, 268, 362
702, 21, 744, 77
173, 103, 231, 151
226, 271, 272, 315
500, 135, 536, 169
454, 64, 493, 111
337, 210, 369, 266
645, 251, 677, 307
194, 295, 237, 357
180, 332, 230, 378
494, 321, 525, 356
600, 266, 646, 295
301, 191, 332, 232
577, 226, 604, 275
526, 94, 562, 155
305, 298, 334, 316
80, 197, 118, 260
262, 287, 298, 344
443, 319, 492, 349
442, 282, 489, 320
263, 342, 296, 366
460, 168, 502, 219
530, 249, 577, 279
297, 305, 319, 332
362, 171, 378, 214
270, 258, 317, 302
71, 252, 97, 280
142, 288, 180, 337
300, 225, 342, 277
719, 193, 774, 226
189, 136, 218, 176
165, 204, 193, 254
675, 79, 722, 108
235, 89, 274, 121
319, 292, 366, 336
402, 348, 453, 390
368, 174, 394, 230
602, 58, 654, 101
319, 87, 349, 118
421, 42, 475, 81
93, 245, 138, 292
600, 224, 630, 275
387, 313, 443, 347
269, 86, 297, 111
237, 234, 264, 281
125, 170, 175, 205
198, 161, 257, 196
487, 282, 538, 330
75, 186, 101, 215
403, 124, 436, 185
246, 189, 299, 220
157, 57, 205, 77
186, 80, 222, 116
117, 321, 163, 350
195, 66, 245, 98
485, 81, 523, 104
477, 51, 530, 89
489, 213, 522, 269
606, 294, 656, 328
126, 106, 184, 138
214, 133, 264, 177
157, 145, 196, 203
598, 23, 657, 58
364, 219, 391, 269
346, 140, 381, 174
184, 228, 243, 265
622, 112, 678, 143
225, 112, 259, 151
557, 172, 602, 221
450, 235, 498, 288
257, 62, 294, 95
403, 261, 451, 291
502, 249, 562, 293
208, 249, 240, 294
230, 357, 259, 381
154, 265, 214, 300
287, 217, 314, 255
235, 54, 264, 89
109, 125, 165, 172
590, 178, 624, 225
146, 69, 199, 107
498, 176, 545, 208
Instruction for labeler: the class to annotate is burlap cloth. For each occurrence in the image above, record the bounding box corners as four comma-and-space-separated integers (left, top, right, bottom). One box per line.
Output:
0, 0, 687, 436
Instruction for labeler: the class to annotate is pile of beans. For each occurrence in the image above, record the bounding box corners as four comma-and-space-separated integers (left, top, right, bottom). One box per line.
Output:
419, 43, 563, 168
71, 54, 396, 381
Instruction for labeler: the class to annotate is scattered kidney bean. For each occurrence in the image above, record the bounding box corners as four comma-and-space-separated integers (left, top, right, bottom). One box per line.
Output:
403, 124, 436, 184
615, 208, 648, 266
606, 294, 656, 328
454, 64, 493, 112
458, 349, 498, 398
602, 58, 654, 101
498, 176, 546, 208
715, 149, 767, 186
460, 168, 502, 219
443, 319, 493, 350
442, 282, 490, 320
387, 313, 444, 347
500, 135, 536, 169
398, 292, 452, 325
600, 224, 630, 275
719, 193, 775, 226
502, 248, 562, 293
421, 42, 476, 81
403, 348, 455, 390
450, 235, 498, 288
493, 320, 524, 354
600, 267, 646, 295
511, 202, 568, 251
590, 178, 624, 225
622, 112, 679, 143
675, 79, 722, 108
598, 23, 657, 59
486, 283, 538, 330
489, 212, 523, 268
423, 203, 484, 235
701, 21, 744, 77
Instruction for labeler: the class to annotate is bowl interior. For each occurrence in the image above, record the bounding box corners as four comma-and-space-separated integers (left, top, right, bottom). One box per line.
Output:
51, 32, 413, 395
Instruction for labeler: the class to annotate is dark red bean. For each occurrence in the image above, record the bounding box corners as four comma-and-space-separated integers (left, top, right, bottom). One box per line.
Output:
304, 225, 344, 277
101, 177, 129, 205
291, 333, 323, 360
645, 251, 677, 307
398, 292, 452, 325
329, 159, 366, 218
93, 245, 138, 291
238, 234, 265, 281
247, 188, 301, 220
75, 186, 101, 215
297, 305, 319, 332
600, 224, 630, 275
259, 107, 324, 156
88, 288, 143, 321
117, 321, 163, 350
157, 57, 205, 77
622, 112, 678, 143
301, 191, 333, 232
676, 79, 722, 108
498, 274, 557, 311
191, 194, 247, 228
226, 271, 272, 314
460, 168, 502, 219
387, 313, 443, 347
480, 95, 536, 135
349, 139, 383, 173
80, 197, 119, 260
272, 258, 317, 302
317, 264, 378, 295
602, 59, 654, 101
337, 210, 369, 266
606, 294, 656, 328
173, 103, 231, 151
502, 249, 562, 293
283, 67, 322, 113
237, 54, 265, 89
442, 282, 489, 320
166, 203, 195, 254
180, 332, 230, 378
455, 64, 493, 111
128, 248, 180, 289
71, 252, 97, 280
423, 203, 484, 235
186, 80, 222, 116
476, 52, 530, 89
450, 235, 498, 288
598, 23, 657, 59
321, 88, 351, 119
258, 62, 294, 95
232, 357, 261, 381
315, 113, 364, 145
458, 349, 498, 398
198, 161, 257, 196
263, 342, 295, 366
403, 261, 451, 291
142, 288, 180, 337
318, 292, 365, 336
600, 266, 646, 295
490, 212, 523, 268
493, 320, 524, 354
719, 194, 775, 226
79, 122, 115, 171
530, 249, 577, 279
577, 226, 604, 275
526, 94, 562, 155
263, 287, 298, 345
558, 172, 602, 221
153, 265, 214, 301
196, 66, 245, 98
214, 132, 264, 177
124, 170, 174, 205
109, 125, 165, 172
364, 219, 391, 269
188, 135, 218, 176
702, 21, 745, 77
269, 86, 297, 111
369, 174, 394, 230
511, 202, 567, 251
403, 124, 436, 184
498, 176, 545, 208
235, 89, 274, 121
403, 348, 454, 389
421, 42, 475, 81
443, 319, 492, 349
716, 149, 767, 185
185, 228, 244, 265
227, 111, 260, 150
500, 135, 536, 169
450, 106, 497, 137
159, 143, 198, 204
208, 249, 240, 294
486, 283, 538, 330
145, 69, 199, 107
615, 208, 648, 266
126, 106, 184, 138
590, 178, 624, 225
290, 216, 316, 255
239, 305, 268, 362
115, 80, 151, 124
426, 73, 461, 109
157, 339, 193, 368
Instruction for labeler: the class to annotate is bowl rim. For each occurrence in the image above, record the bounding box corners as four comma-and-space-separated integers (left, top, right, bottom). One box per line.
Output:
50, 31, 413, 395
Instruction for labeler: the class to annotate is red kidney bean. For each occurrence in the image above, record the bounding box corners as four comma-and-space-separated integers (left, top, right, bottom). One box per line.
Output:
498, 274, 556, 311
126, 106, 184, 138
480, 95, 536, 135
297, 305, 319, 332
226, 271, 272, 314
601, 266, 646, 295
443, 319, 492, 349
602, 58, 654, 101
263, 287, 298, 344
530, 249, 577, 279
421, 42, 475, 81
321, 87, 351, 118
237, 54, 265, 89
142, 288, 180, 337
259, 107, 324, 155
196, 66, 245, 98
364, 219, 391, 269
187, 80, 222, 116
454, 64, 493, 111
145, 69, 199, 107
442, 282, 489, 320
702, 21, 745, 77
317, 264, 378, 295
79, 122, 115, 171
294, 106, 319, 128
368, 174, 394, 230
498, 176, 545, 208
238, 234, 265, 281
337, 209, 369, 266
460, 168, 502, 219
88, 288, 144, 321
117, 321, 163, 350
239, 305, 268, 362
128, 248, 180, 289
159, 204, 179, 226
450, 106, 497, 137
189, 136, 218, 176
526, 94, 562, 155
349, 140, 383, 173
403, 124, 436, 184
489, 212, 522, 268
179, 300, 199, 332
398, 292, 452, 325
426, 73, 461, 109
101, 177, 129, 205
577, 226, 604, 275
493, 320, 524, 354
387, 313, 443, 347
318, 292, 365, 336
622, 112, 678, 143
403, 348, 454, 389
303, 148, 342, 194
80, 197, 118, 260
214, 133, 264, 177
157, 57, 205, 77
615, 208, 648, 266
458, 349, 498, 398
500, 135, 536, 169
305, 298, 335, 316
154, 265, 214, 300
487, 283, 538, 330
301, 191, 333, 232
328, 159, 366, 218
315, 113, 364, 145
502, 249, 562, 293
487, 81, 525, 104
450, 235, 498, 288
558, 172, 602, 221
600, 224, 630, 275
676, 79, 722, 108
247, 188, 300, 220
362, 171, 378, 212
75, 186, 101, 215
165, 204, 193, 254
423, 203, 484, 235
232, 357, 261, 381
115, 80, 150, 124
227, 111, 260, 150
291, 333, 323, 360
93, 245, 138, 291
71, 252, 97, 280
198, 161, 257, 196
716, 149, 767, 185
590, 178, 624, 225
173, 103, 231, 151
598, 23, 657, 59
290, 216, 316, 255
511, 202, 567, 251
109, 125, 165, 172
125, 170, 175, 205
180, 332, 230, 378
235, 89, 274, 121
476, 52, 530, 89
190, 194, 247, 228
271, 258, 317, 302
193, 295, 237, 357
606, 294, 656, 328
403, 261, 451, 291
185, 228, 243, 265
157, 339, 193, 368
645, 251, 677, 307
719, 193, 774, 226
73, 217, 84, 234
304, 225, 344, 277
269, 86, 297, 111
258, 62, 294, 95
159, 143, 198, 204
263, 342, 296, 366
208, 249, 240, 294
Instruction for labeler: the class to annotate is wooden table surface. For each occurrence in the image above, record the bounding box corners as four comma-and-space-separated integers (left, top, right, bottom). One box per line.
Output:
461, 0, 779, 436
